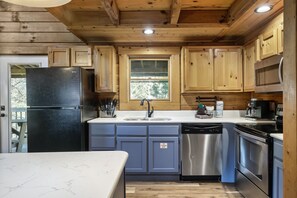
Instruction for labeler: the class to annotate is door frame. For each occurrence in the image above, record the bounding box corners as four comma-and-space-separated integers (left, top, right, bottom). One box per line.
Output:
0, 55, 48, 153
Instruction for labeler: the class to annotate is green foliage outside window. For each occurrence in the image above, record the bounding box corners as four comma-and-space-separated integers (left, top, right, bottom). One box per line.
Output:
130, 59, 169, 100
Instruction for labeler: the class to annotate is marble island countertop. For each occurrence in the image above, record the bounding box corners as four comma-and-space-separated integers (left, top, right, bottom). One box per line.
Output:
0, 151, 128, 198
88, 110, 276, 124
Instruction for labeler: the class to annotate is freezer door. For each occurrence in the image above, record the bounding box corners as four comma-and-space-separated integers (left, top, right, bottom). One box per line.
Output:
26, 67, 82, 107
27, 109, 85, 152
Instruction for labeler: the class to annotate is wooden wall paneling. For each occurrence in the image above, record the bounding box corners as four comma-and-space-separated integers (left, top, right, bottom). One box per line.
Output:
0, 1, 84, 55
283, 0, 297, 197
251, 92, 283, 104
0, 43, 84, 54
0, 22, 68, 32
181, 92, 251, 110
0, 12, 59, 22
0, 33, 82, 43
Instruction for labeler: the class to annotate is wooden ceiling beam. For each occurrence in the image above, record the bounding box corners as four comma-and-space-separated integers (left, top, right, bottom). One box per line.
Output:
170, 0, 182, 24
67, 23, 228, 30
101, 0, 119, 25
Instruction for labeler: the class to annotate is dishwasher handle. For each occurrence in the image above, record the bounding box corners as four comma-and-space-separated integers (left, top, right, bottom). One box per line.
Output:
182, 125, 222, 134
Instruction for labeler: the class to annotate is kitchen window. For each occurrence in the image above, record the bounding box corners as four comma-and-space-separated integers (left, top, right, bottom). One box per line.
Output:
118, 47, 180, 110
130, 59, 169, 100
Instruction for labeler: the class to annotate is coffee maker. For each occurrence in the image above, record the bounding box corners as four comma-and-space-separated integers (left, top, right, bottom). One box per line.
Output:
245, 99, 276, 119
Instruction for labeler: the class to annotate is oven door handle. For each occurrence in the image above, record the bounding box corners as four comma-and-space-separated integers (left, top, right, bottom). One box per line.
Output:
234, 128, 266, 143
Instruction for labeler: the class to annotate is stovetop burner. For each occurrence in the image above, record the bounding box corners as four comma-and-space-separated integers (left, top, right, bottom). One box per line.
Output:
235, 123, 283, 138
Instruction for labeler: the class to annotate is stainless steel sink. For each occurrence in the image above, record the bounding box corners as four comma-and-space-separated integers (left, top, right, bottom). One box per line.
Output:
123, 117, 142, 121
123, 117, 171, 121
149, 117, 171, 121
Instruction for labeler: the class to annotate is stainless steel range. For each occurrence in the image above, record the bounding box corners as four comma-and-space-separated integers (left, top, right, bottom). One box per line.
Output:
234, 122, 283, 198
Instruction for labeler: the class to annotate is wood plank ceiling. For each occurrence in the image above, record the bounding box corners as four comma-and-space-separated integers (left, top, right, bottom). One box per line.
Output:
47, 0, 283, 45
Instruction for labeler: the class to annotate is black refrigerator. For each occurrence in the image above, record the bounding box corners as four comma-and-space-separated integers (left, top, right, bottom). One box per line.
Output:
26, 67, 97, 152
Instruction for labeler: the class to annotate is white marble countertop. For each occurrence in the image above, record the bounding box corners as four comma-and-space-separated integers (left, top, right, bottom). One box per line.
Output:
271, 133, 283, 141
0, 151, 128, 198
88, 110, 276, 124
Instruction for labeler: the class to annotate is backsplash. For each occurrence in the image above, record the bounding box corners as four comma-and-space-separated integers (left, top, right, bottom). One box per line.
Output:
181, 92, 283, 110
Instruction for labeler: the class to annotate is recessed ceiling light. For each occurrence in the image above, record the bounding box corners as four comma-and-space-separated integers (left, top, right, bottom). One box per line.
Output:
143, 28, 154, 35
255, 5, 272, 13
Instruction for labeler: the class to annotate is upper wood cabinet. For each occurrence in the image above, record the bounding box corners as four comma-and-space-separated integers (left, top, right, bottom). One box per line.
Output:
213, 48, 243, 91
48, 46, 92, 67
182, 47, 243, 93
71, 46, 92, 67
48, 47, 70, 67
181, 47, 213, 92
94, 46, 117, 93
259, 28, 278, 60
277, 21, 284, 54
243, 42, 257, 92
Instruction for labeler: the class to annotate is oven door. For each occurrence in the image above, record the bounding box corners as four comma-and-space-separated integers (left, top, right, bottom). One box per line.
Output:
235, 128, 269, 195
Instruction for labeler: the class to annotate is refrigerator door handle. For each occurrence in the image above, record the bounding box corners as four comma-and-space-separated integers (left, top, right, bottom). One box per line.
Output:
27, 106, 82, 110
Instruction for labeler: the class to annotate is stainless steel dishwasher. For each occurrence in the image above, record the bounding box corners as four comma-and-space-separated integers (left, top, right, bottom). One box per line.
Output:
181, 123, 222, 180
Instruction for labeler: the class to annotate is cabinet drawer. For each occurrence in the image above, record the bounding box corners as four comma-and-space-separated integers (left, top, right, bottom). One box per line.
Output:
149, 125, 179, 136
274, 140, 283, 161
117, 125, 147, 136
89, 124, 115, 136
91, 136, 115, 148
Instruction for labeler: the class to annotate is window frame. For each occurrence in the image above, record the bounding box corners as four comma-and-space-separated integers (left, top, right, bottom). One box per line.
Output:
119, 47, 181, 110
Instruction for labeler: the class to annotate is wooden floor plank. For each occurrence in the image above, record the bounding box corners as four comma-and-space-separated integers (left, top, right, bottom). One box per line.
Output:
126, 182, 243, 198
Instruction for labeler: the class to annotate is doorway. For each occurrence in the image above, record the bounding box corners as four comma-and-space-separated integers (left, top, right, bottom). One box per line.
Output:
0, 55, 48, 153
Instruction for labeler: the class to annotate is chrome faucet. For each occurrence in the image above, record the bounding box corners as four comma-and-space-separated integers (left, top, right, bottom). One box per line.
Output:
140, 98, 154, 118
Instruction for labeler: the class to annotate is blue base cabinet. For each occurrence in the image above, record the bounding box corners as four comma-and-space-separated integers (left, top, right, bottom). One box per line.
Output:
89, 124, 115, 151
273, 139, 283, 198
117, 137, 147, 173
149, 137, 179, 173
116, 125, 148, 173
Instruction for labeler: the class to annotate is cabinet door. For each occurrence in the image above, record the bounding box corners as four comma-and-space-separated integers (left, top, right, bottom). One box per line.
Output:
117, 137, 147, 173
182, 47, 213, 92
214, 48, 243, 91
243, 42, 256, 92
149, 137, 179, 173
89, 124, 115, 150
48, 47, 70, 67
259, 28, 278, 59
71, 46, 92, 67
94, 46, 117, 93
273, 158, 283, 198
277, 22, 284, 54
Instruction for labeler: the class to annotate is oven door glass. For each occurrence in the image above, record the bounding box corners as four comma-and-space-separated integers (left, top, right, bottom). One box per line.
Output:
236, 131, 269, 195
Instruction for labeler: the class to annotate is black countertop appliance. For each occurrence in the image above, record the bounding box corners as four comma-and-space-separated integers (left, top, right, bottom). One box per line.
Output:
26, 67, 97, 152
245, 99, 275, 120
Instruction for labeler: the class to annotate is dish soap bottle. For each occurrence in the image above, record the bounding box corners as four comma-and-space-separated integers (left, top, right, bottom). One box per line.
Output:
215, 101, 224, 118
